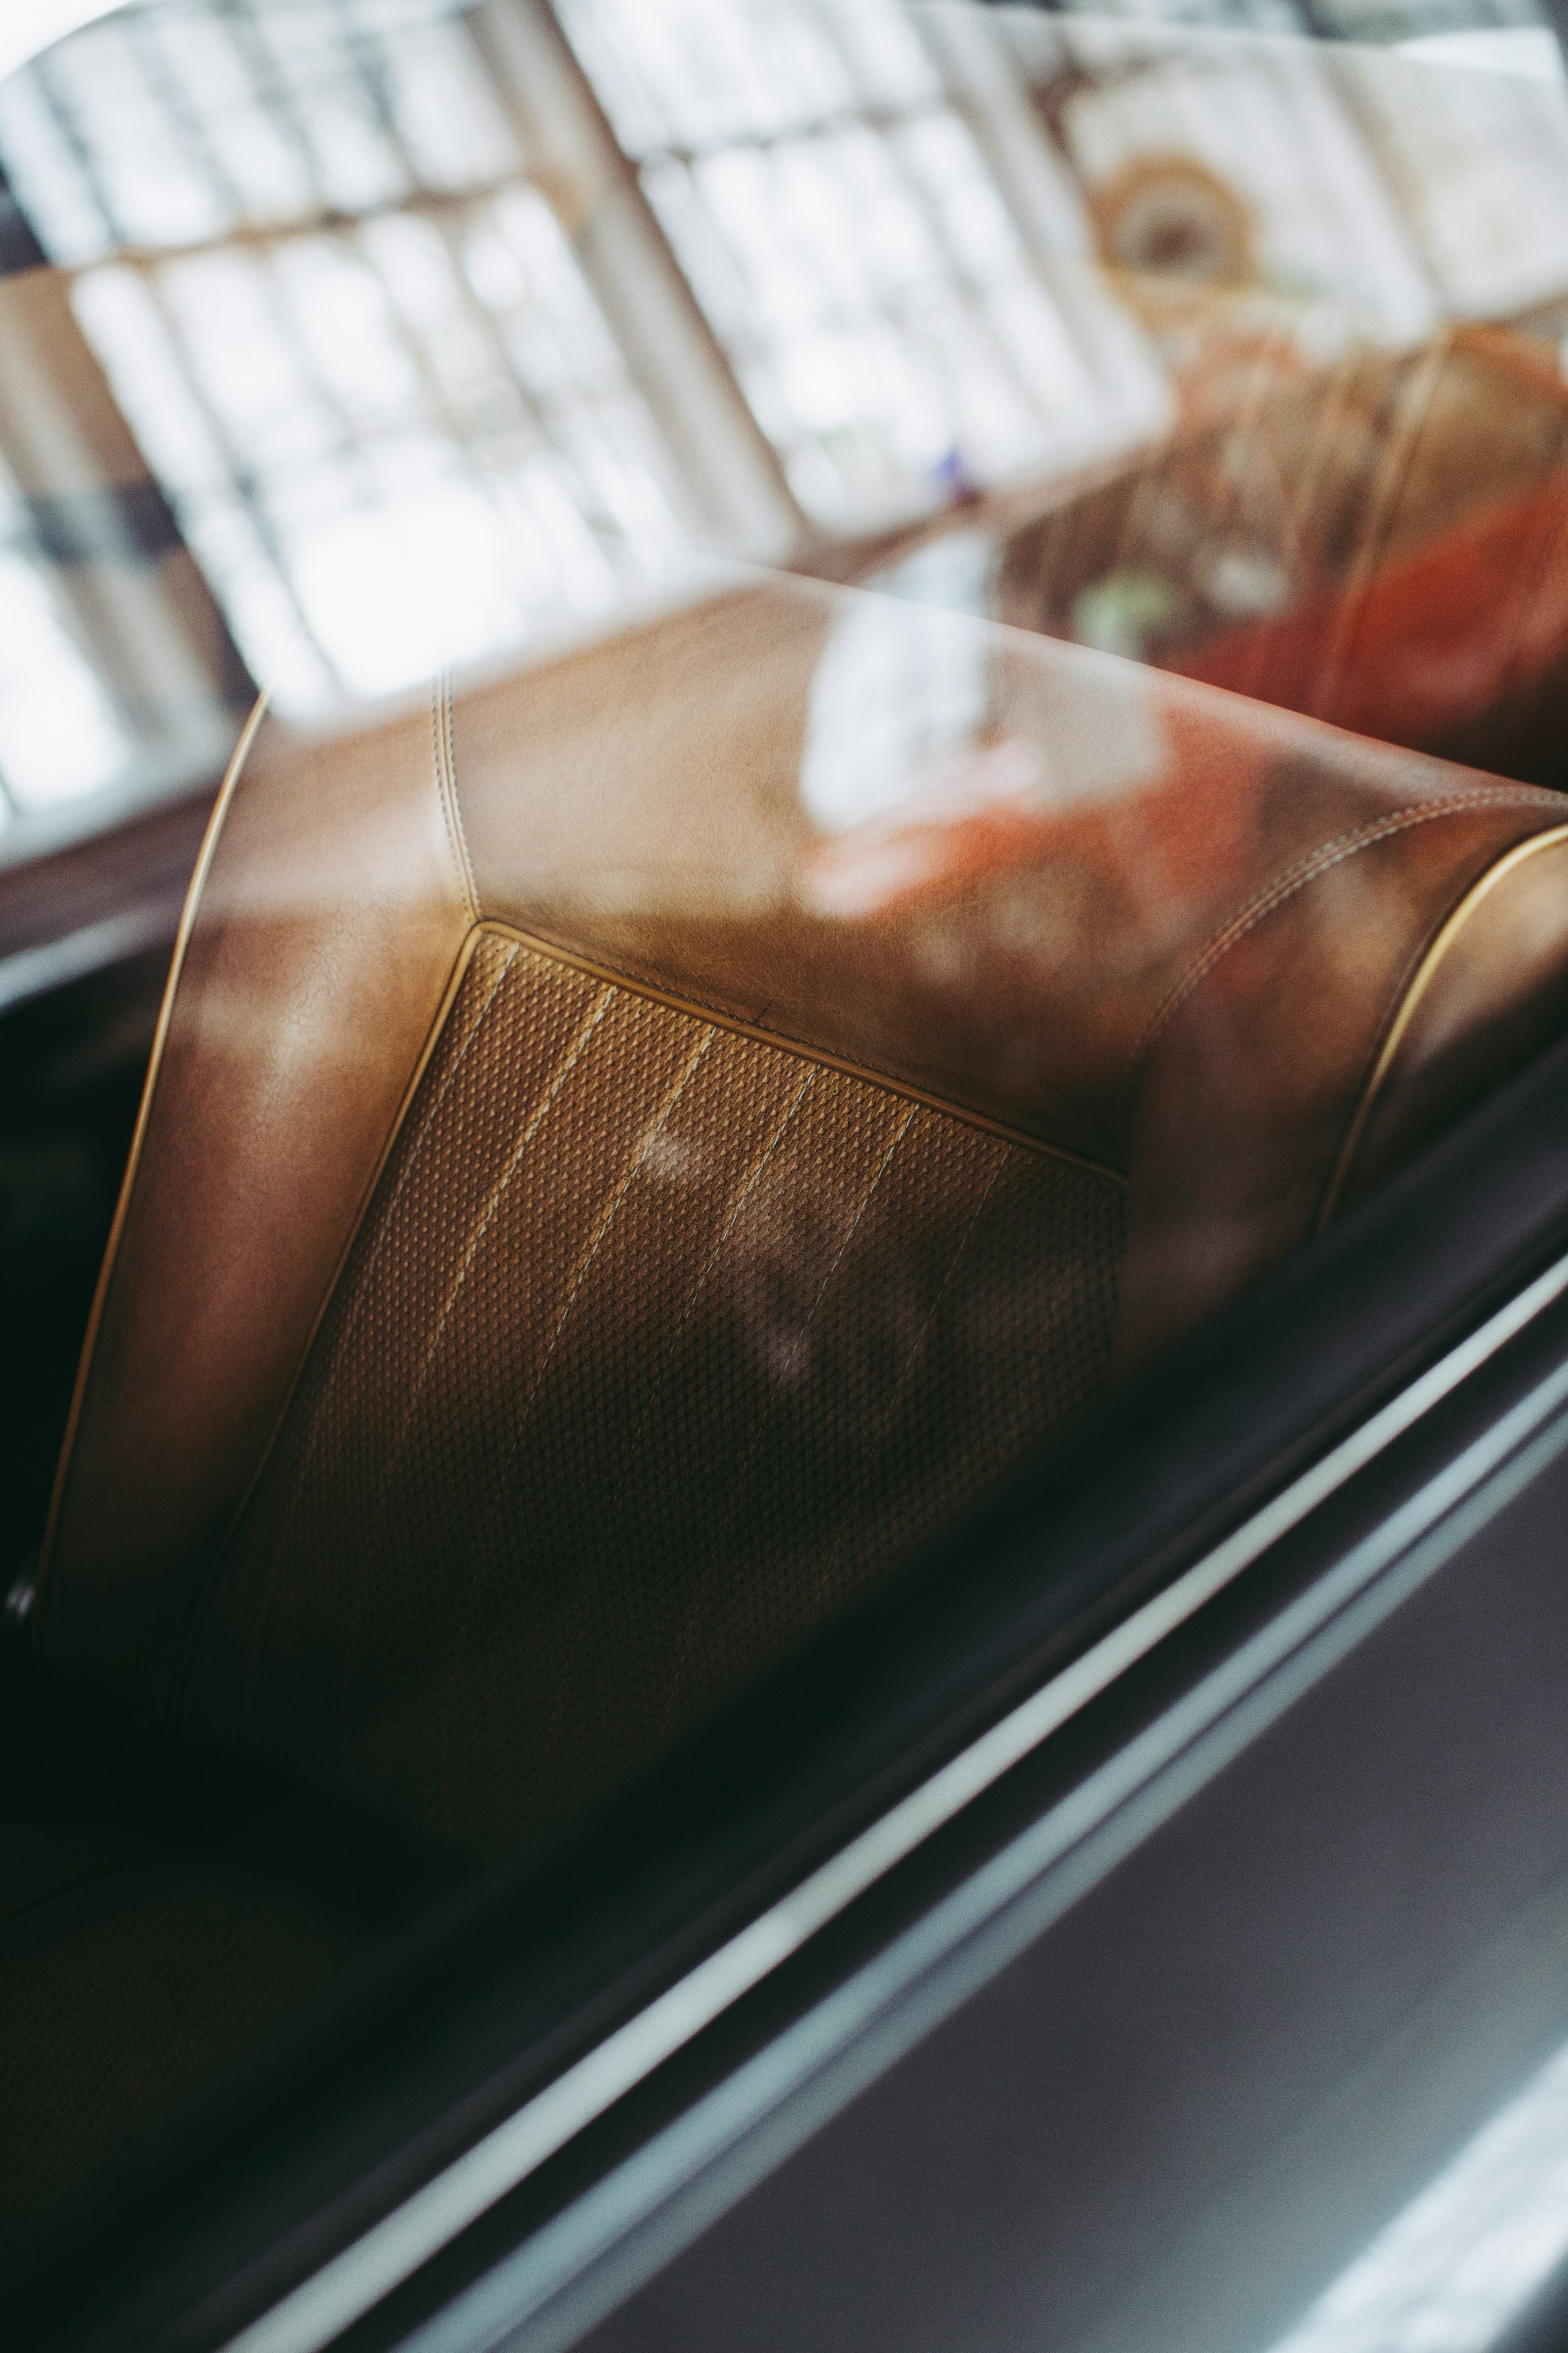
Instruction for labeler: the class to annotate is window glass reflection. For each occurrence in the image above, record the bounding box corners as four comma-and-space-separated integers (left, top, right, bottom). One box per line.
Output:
0, 450, 128, 812
0, 0, 696, 711
1266, 2032, 1568, 2353
561, 0, 1134, 522
3, 1, 1568, 829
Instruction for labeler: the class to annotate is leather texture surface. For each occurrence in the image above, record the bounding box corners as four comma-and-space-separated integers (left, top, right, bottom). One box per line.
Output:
42, 698, 472, 1712
0, 1825, 366, 2229
38, 571, 1568, 1831
1330, 828, 1568, 1219
188, 929, 1122, 1858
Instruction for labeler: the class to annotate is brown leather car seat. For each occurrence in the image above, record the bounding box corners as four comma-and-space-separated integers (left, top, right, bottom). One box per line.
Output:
10, 569, 1568, 2223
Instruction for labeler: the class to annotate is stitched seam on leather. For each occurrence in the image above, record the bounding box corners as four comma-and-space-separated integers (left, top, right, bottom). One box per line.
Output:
36, 695, 270, 1638
0, 1858, 132, 1934
433, 672, 479, 924
333, 984, 618, 1724
424, 1025, 723, 1775
444, 672, 480, 916
175, 930, 508, 1726
249, 939, 521, 1609
530, 1056, 819, 1768
656, 1099, 920, 1730
806, 1133, 1012, 1611
1132, 789, 1560, 1079
1317, 820, 1568, 1230
486, 920, 1124, 1181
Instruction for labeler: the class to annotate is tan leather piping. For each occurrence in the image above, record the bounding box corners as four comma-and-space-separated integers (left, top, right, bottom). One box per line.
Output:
172, 911, 1123, 1708
1317, 820, 1568, 1231
434, 670, 479, 925
480, 920, 1126, 1179
35, 694, 273, 1609
171, 920, 498, 1706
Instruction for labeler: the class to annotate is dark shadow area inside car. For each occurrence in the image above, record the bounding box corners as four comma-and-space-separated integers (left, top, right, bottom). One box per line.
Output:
0, 955, 165, 1595
7, 569, 1568, 2266
9, 1016, 1568, 2353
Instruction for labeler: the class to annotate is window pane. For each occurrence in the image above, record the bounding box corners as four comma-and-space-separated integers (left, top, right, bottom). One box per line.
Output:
561, 0, 1128, 527
0, 454, 130, 817
0, 0, 699, 715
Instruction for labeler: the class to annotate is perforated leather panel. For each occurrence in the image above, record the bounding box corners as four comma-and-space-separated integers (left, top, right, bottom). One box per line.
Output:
185, 930, 1124, 1859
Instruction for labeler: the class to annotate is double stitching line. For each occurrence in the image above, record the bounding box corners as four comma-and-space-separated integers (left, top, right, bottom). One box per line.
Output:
426, 1023, 727, 1812
1130, 788, 1559, 1082
187, 940, 524, 1725
433, 671, 479, 924
528, 1053, 819, 1773
655, 1098, 920, 1732
806, 1129, 1012, 1614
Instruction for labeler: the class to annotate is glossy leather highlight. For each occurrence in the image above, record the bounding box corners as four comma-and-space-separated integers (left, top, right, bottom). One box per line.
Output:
185, 926, 1122, 1858
37, 572, 1568, 1821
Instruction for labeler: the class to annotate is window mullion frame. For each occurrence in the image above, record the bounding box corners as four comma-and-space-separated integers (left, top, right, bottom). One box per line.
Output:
466, 0, 807, 558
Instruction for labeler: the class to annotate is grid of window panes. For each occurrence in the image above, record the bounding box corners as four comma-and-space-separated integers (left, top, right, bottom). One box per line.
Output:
0, 0, 699, 711
0, 454, 130, 815
1047, 0, 1307, 28
1309, 0, 1544, 34
0, 0, 1561, 830
1044, 0, 1546, 34
556, 0, 1110, 526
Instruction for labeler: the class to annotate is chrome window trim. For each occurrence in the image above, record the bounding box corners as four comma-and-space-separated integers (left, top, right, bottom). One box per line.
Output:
414, 1317, 1568, 2353
225, 1243, 1568, 2353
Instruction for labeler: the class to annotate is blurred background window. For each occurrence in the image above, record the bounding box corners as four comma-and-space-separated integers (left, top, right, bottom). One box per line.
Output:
0, 0, 1566, 848
0, 0, 707, 713
0, 0, 1162, 779
1040, 0, 1546, 36
0, 449, 128, 815
556, 0, 1139, 524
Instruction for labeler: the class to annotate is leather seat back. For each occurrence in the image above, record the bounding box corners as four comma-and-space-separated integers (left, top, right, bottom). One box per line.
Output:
37, 574, 1568, 1858
190, 924, 1123, 1856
